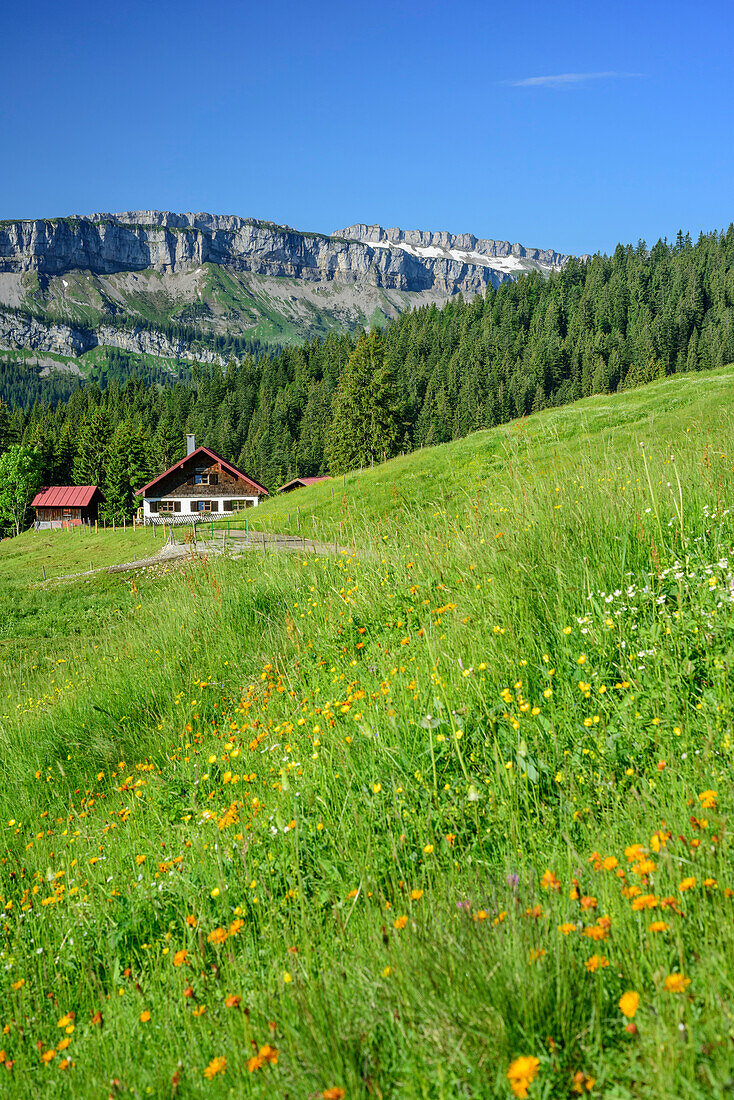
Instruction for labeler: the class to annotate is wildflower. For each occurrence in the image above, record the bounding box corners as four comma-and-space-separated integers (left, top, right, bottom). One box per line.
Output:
631, 894, 659, 911
207, 927, 228, 945
283, 972, 292, 983
507, 1055, 540, 1098
540, 870, 561, 892
11, 979, 25, 991
192, 1005, 206, 1017
203, 1057, 226, 1079
173, 949, 188, 967
322, 1090, 346, 1100
185, 915, 197, 927
602, 856, 618, 871
619, 991, 639, 1018
571, 1071, 596, 1094
382, 966, 392, 976
423, 844, 434, 854
90, 1011, 103, 1026
248, 1045, 278, 1072
648, 921, 668, 933
394, 915, 408, 930
140, 1010, 151, 1023
224, 995, 242, 1008
580, 896, 597, 911
372, 783, 382, 793
585, 954, 609, 972
56, 1038, 71, 1052
228, 918, 244, 936
135, 854, 146, 865
57, 1013, 74, 1028
558, 922, 577, 935
210, 887, 220, 898
41, 1049, 56, 1064
698, 790, 718, 809
664, 973, 691, 993
410, 889, 424, 901
678, 877, 696, 892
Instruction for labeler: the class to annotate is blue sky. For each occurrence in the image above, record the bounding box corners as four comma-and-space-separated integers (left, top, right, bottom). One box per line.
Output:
1, 0, 733, 255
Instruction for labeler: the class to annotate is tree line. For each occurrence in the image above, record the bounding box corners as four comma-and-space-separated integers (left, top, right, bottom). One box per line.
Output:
1, 225, 734, 529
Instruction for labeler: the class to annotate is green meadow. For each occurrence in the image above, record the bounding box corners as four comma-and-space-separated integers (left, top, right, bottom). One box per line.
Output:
2, 367, 734, 1098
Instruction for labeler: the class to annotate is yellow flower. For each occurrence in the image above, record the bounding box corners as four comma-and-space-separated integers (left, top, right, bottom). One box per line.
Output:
507, 1055, 540, 1098
423, 844, 434, 854
698, 790, 718, 809
648, 921, 668, 933
410, 889, 424, 901
558, 922, 577, 935
135, 855, 146, 865
393, 915, 408, 930
372, 783, 382, 793
664, 973, 691, 993
619, 991, 639, 1018
203, 1056, 226, 1079
210, 887, 220, 898
283, 971, 292, 983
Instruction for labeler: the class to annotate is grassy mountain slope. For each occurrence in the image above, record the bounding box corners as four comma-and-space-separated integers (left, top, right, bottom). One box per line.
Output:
2, 368, 734, 1097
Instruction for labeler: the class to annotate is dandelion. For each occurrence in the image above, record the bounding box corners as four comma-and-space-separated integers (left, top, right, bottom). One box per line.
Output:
619, 991, 639, 1018
664, 974, 691, 993
507, 1055, 540, 1098
203, 1056, 226, 1079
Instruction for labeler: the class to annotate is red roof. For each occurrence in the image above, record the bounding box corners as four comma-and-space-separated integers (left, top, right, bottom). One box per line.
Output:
277, 476, 331, 492
32, 485, 101, 508
135, 446, 268, 497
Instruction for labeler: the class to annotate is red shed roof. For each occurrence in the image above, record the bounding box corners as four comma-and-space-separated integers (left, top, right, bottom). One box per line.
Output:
32, 485, 101, 508
135, 446, 268, 497
277, 476, 331, 492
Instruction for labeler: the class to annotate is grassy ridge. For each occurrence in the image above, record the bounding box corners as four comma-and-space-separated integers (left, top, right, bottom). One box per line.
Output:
2, 369, 734, 1097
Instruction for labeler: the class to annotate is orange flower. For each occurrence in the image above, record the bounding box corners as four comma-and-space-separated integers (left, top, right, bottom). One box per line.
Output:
173, 949, 188, 967
585, 954, 609, 972
507, 1055, 540, 1098
224, 994, 242, 1008
698, 790, 718, 809
631, 894, 659, 911
678, 877, 696, 892
90, 1010, 103, 1026
558, 922, 577, 935
393, 915, 408, 930
410, 889, 424, 901
228, 918, 244, 936
648, 921, 668, 933
247, 1045, 279, 1073
203, 1056, 226, 1079
41, 1049, 56, 1064
139, 1011, 151, 1023
664, 974, 691, 993
571, 1071, 596, 1094
541, 870, 561, 892
582, 924, 608, 941
619, 991, 639, 1018
185, 915, 197, 927
579, 896, 597, 911
322, 1089, 346, 1100
207, 927, 228, 945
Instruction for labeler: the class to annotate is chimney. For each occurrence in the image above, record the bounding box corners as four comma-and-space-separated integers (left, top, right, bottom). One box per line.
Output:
186, 434, 196, 456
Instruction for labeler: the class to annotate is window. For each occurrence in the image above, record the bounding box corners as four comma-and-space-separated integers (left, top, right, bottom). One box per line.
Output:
227, 499, 253, 511
196, 500, 218, 512
194, 467, 218, 486
158, 500, 176, 514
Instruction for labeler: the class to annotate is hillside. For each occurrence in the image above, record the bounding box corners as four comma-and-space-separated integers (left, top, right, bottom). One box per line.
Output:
3, 369, 734, 1097
0, 211, 570, 401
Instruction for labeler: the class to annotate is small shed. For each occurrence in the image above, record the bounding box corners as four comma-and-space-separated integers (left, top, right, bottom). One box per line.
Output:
276, 476, 331, 493
32, 485, 104, 529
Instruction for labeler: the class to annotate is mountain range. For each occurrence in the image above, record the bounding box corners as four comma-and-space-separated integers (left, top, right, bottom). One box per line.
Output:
0, 211, 573, 399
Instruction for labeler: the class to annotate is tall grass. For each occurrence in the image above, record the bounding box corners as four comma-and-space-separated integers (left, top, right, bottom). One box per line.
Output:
2, 368, 734, 1097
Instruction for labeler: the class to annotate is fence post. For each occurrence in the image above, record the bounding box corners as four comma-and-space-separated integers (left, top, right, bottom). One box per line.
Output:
42, 565, 46, 581
246, 516, 249, 541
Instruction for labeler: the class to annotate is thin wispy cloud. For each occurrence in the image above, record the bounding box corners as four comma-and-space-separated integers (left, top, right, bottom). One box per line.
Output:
508, 71, 643, 88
